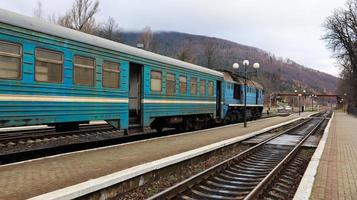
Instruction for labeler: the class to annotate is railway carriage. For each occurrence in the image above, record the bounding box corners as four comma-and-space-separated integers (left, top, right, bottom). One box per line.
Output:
0, 8, 224, 132
143, 65, 224, 131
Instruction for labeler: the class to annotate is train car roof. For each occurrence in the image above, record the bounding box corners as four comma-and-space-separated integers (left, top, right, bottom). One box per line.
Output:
222, 72, 264, 89
0, 8, 223, 77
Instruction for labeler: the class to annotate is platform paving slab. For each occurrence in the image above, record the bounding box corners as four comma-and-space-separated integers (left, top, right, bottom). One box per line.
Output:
308, 112, 357, 200
0, 112, 313, 200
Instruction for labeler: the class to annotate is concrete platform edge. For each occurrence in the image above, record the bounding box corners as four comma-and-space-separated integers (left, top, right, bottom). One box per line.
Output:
293, 112, 335, 200
29, 114, 315, 200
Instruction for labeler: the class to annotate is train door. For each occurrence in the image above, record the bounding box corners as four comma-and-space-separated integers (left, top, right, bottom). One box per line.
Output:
216, 81, 222, 118
256, 88, 259, 104
129, 63, 143, 128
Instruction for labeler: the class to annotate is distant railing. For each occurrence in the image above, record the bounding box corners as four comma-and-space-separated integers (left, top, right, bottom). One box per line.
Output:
347, 104, 357, 116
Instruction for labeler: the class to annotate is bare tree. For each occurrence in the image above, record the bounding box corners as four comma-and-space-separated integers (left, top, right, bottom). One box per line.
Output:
57, 0, 100, 34
138, 26, 153, 51
323, 0, 357, 105
203, 39, 218, 68
176, 40, 196, 63
33, 1, 43, 19
48, 13, 58, 24
57, 13, 73, 28
97, 17, 120, 42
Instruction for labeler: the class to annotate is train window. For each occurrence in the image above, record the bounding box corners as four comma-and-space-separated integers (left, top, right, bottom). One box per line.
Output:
179, 76, 187, 94
35, 49, 63, 83
208, 81, 214, 96
73, 56, 95, 86
102, 61, 120, 88
166, 73, 176, 95
151, 70, 162, 92
200, 79, 206, 96
233, 84, 241, 99
0, 41, 21, 80
190, 77, 197, 95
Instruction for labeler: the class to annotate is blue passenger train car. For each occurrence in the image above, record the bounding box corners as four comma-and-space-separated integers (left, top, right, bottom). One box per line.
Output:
0, 9, 225, 132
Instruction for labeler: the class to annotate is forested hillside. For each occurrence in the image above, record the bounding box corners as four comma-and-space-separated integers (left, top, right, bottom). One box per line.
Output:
121, 31, 338, 94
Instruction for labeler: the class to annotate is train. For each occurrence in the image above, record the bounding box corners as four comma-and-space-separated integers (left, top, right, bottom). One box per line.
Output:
0, 9, 264, 133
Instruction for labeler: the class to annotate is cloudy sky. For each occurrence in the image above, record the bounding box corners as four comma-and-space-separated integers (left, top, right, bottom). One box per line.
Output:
0, 0, 347, 77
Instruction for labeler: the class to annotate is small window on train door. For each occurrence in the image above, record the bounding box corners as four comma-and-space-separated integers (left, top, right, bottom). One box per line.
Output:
35, 49, 63, 83
151, 70, 162, 92
208, 81, 214, 96
190, 77, 197, 95
0, 41, 22, 80
233, 84, 241, 99
166, 73, 176, 95
73, 55, 95, 86
103, 61, 120, 88
179, 76, 187, 94
199, 79, 206, 96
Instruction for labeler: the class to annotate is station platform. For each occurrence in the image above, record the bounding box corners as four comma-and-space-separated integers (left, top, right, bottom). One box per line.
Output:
308, 112, 357, 200
0, 112, 313, 200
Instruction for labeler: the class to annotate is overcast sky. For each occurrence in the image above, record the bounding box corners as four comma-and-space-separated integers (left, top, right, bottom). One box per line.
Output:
0, 0, 347, 77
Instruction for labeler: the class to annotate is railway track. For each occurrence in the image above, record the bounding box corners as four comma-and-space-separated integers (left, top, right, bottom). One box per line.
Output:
148, 112, 329, 200
0, 124, 116, 144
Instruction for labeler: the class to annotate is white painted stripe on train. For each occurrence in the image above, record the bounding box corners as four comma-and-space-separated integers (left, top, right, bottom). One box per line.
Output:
293, 112, 335, 200
27, 112, 317, 200
228, 103, 264, 107
0, 94, 128, 103
142, 99, 216, 104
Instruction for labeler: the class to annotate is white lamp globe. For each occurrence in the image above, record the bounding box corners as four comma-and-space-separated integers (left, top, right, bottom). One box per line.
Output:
253, 63, 260, 69
233, 63, 239, 70
243, 60, 249, 66
294, 90, 298, 93
303, 89, 306, 93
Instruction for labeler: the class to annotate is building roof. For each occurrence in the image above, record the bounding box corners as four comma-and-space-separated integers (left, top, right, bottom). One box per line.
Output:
0, 8, 223, 77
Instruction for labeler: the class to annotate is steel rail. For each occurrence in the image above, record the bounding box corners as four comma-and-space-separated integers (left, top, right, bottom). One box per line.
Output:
244, 117, 325, 199
147, 116, 318, 200
0, 124, 114, 143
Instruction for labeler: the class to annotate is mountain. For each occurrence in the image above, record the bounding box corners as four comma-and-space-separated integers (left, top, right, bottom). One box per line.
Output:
120, 31, 338, 94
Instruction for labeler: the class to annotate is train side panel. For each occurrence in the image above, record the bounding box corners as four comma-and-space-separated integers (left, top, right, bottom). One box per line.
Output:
222, 72, 264, 122
142, 64, 223, 129
0, 24, 129, 129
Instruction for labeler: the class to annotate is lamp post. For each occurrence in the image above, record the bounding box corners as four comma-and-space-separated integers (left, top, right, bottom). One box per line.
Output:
294, 89, 307, 115
344, 93, 347, 112
303, 90, 306, 112
232, 60, 260, 127
311, 94, 315, 111
294, 89, 301, 116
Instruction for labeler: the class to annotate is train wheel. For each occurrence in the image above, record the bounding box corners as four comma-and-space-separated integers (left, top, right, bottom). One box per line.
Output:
184, 118, 194, 131
156, 127, 163, 133
55, 123, 79, 132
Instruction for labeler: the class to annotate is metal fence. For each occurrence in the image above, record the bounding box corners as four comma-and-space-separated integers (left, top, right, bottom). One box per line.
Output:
347, 104, 357, 116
